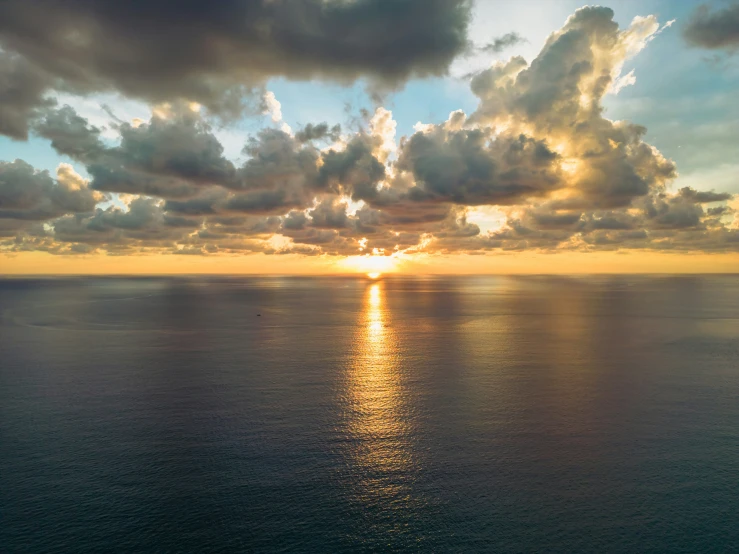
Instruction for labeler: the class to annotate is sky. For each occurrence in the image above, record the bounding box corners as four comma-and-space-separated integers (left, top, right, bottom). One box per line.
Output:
1, 0, 738, 275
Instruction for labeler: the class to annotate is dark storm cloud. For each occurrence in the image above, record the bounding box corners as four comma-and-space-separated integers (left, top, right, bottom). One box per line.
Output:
0, 0, 472, 132
684, 2, 739, 50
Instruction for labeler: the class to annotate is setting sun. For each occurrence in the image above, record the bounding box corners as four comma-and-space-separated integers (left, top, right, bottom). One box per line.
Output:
340, 254, 400, 275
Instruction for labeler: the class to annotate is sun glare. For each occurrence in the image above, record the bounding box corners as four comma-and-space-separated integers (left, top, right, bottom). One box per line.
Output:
340, 254, 399, 275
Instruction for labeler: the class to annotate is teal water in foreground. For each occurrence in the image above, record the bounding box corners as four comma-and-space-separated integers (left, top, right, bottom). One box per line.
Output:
1, 275, 738, 552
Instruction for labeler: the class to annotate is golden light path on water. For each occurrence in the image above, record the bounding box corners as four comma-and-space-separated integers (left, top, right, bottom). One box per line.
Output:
343, 281, 418, 517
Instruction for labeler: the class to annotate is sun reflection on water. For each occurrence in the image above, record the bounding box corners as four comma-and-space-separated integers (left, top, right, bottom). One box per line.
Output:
343, 281, 417, 511
368, 283, 383, 334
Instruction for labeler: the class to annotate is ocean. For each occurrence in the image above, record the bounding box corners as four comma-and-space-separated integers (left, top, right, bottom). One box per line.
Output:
1, 275, 738, 552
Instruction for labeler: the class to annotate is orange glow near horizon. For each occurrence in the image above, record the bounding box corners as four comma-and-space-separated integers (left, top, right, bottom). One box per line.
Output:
1, 250, 738, 275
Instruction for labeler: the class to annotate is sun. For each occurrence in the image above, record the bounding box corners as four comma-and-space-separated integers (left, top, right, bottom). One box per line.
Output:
339, 253, 400, 275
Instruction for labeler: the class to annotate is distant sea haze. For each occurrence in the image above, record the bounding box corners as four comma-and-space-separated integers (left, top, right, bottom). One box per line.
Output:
2, 275, 738, 552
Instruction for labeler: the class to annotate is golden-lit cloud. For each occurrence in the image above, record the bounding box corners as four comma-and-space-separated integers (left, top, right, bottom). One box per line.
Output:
0, 5, 737, 273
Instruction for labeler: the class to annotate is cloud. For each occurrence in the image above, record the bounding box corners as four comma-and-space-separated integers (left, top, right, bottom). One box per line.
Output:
0, 52, 56, 139
308, 198, 350, 229
369, 108, 398, 163
0, 0, 472, 138
108, 110, 237, 188
480, 32, 527, 54
261, 91, 292, 134
33, 105, 106, 162
396, 128, 561, 205
294, 122, 342, 144
2, 5, 738, 259
469, 7, 677, 209
611, 68, 636, 94
0, 160, 105, 222
262, 92, 283, 123
317, 135, 386, 201
684, 2, 739, 50
47, 197, 198, 251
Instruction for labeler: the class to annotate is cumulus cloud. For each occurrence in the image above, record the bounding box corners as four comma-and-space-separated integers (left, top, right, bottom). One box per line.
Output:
0, 160, 105, 223
396, 128, 561, 205
369, 108, 398, 163
33, 105, 106, 162
262, 91, 292, 134
469, 7, 677, 210
317, 135, 386, 201
1, 5, 737, 259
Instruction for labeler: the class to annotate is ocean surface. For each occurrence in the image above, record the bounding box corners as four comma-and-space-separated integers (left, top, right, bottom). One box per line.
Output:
1, 275, 738, 553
